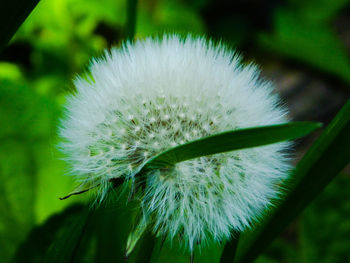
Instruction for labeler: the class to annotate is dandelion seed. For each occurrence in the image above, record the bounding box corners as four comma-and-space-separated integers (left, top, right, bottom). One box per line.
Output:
59, 35, 291, 251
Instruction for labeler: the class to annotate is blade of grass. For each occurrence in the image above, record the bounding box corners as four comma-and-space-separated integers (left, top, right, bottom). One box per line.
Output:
125, 0, 138, 40
235, 100, 350, 263
0, 0, 39, 52
137, 122, 322, 175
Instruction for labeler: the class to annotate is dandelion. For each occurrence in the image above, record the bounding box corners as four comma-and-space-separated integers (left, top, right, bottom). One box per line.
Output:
59, 35, 291, 252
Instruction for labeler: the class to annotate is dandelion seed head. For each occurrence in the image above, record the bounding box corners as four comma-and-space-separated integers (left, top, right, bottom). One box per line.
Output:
59, 35, 291, 251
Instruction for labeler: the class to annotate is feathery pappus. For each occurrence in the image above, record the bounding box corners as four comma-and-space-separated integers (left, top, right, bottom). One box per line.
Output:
59, 35, 291, 251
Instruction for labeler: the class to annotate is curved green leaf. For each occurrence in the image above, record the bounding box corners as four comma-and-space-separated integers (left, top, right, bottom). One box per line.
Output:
235, 100, 350, 263
138, 122, 322, 175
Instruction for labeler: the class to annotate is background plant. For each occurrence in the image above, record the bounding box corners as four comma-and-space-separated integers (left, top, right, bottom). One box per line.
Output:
0, 0, 349, 263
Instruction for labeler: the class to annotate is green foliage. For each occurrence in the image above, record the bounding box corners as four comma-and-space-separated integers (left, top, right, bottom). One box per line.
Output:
234, 100, 350, 263
0, 79, 77, 262
0, 140, 36, 262
12, 197, 130, 263
299, 174, 350, 263
12, 204, 86, 263
252, 173, 350, 263
44, 206, 92, 263
259, 1, 350, 84
288, 0, 349, 21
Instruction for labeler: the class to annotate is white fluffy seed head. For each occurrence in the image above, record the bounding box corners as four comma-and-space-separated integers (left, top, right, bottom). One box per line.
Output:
59, 34, 291, 251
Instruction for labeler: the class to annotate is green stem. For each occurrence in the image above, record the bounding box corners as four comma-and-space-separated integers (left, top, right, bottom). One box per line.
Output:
126, 0, 138, 40
219, 232, 240, 263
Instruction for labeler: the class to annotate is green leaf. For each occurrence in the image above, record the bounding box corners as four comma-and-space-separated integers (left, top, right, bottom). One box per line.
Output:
138, 122, 322, 174
12, 204, 86, 263
43, 206, 93, 263
0, 0, 40, 51
235, 100, 350, 263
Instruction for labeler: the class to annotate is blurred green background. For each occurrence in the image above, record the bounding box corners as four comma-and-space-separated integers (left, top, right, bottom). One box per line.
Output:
0, 0, 350, 262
